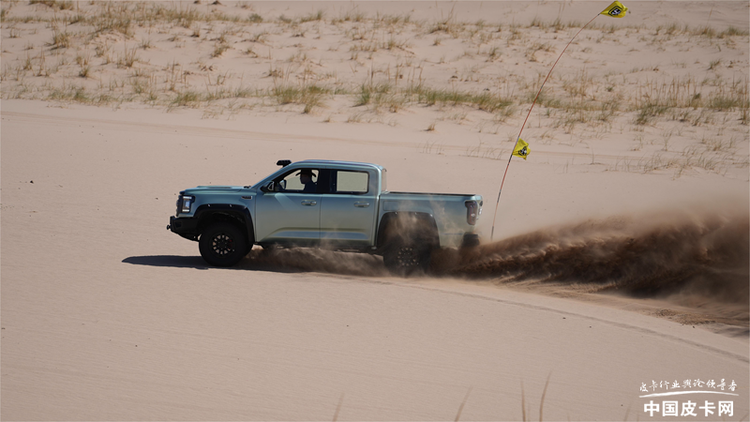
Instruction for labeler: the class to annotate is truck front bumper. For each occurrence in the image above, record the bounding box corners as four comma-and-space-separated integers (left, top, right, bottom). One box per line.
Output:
167, 216, 200, 241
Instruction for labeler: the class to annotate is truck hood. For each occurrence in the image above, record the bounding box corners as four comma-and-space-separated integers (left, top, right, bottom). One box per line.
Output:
182, 186, 244, 195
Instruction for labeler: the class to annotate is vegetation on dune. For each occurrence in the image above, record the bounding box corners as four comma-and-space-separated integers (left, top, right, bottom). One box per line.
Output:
0, 1, 747, 178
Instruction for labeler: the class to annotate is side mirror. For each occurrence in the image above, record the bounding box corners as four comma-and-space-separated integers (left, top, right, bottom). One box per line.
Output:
261, 180, 286, 193
261, 181, 275, 193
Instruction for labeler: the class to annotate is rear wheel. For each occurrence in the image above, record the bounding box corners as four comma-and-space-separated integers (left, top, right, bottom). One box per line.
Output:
380, 214, 437, 277
199, 222, 248, 267
383, 239, 431, 277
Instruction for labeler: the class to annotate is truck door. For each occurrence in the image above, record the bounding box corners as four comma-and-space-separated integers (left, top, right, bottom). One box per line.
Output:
320, 169, 378, 248
255, 167, 321, 244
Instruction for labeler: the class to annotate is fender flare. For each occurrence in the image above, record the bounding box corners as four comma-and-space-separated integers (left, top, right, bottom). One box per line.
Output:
376, 211, 440, 250
195, 204, 255, 245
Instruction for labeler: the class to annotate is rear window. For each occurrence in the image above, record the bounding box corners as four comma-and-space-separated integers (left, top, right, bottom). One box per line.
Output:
332, 171, 369, 194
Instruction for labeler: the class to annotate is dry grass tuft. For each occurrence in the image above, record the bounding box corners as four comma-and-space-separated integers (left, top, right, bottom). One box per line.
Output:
0, 1, 746, 180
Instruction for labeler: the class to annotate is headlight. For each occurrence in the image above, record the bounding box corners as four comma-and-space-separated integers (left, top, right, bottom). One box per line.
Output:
177, 195, 194, 215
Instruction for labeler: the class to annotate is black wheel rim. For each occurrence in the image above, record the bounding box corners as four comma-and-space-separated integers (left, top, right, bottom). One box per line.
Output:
212, 233, 235, 256
396, 246, 419, 267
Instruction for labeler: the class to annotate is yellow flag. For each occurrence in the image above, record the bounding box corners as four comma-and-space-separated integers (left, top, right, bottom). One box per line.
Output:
601, 1, 628, 18
513, 139, 530, 160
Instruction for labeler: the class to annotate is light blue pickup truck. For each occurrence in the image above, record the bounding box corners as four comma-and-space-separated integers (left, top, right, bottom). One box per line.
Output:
168, 160, 483, 275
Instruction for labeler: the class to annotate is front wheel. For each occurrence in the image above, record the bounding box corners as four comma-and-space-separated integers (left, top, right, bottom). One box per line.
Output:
199, 222, 248, 267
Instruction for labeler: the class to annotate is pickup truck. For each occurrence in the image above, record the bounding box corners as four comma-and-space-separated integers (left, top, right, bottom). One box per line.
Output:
168, 160, 483, 275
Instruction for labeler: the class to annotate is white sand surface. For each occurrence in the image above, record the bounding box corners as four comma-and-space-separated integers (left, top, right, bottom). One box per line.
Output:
2, 1, 748, 420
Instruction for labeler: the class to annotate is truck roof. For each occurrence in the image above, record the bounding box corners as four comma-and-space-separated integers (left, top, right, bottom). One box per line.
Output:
293, 159, 385, 171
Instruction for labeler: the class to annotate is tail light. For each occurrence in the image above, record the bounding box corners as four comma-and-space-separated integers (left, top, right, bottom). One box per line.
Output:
465, 200, 481, 225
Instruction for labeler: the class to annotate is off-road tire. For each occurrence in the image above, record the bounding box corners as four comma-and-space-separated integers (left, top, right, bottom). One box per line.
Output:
383, 239, 431, 277
199, 222, 248, 267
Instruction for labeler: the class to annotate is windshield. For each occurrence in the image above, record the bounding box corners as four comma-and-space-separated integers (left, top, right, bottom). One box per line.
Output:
246, 166, 288, 189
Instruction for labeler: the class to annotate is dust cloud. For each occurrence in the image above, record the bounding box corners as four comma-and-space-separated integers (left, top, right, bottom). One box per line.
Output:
444, 211, 749, 305
240, 210, 748, 325
240, 247, 390, 277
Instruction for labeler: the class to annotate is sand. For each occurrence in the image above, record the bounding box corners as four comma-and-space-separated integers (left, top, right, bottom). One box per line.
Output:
1, 1, 748, 420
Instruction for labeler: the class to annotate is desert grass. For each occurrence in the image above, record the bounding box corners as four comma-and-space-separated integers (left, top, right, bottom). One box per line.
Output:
605, 136, 748, 179
327, 381, 551, 421
2, 2, 746, 111
271, 83, 330, 114
462, 141, 506, 160
411, 85, 513, 113
1, 1, 747, 179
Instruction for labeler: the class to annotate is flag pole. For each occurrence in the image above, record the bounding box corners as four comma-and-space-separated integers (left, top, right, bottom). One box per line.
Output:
489, 12, 604, 242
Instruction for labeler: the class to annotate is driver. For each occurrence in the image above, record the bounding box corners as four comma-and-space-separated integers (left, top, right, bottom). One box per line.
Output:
299, 169, 317, 193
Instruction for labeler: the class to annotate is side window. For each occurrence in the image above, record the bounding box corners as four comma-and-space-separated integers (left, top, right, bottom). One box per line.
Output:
332, 171, 369, 194
276, 168, 319, 193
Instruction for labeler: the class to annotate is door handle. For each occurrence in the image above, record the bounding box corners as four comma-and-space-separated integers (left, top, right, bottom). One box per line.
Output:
354, 202, 370, 208
301, 200, 317, 206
